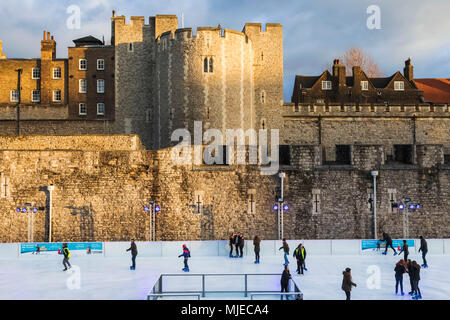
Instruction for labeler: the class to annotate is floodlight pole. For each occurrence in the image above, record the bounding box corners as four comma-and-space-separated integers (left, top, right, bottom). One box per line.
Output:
371, 171, 378, 239
278, 172, 285, 240
48, 185, 54, 243
148, 201, 156, 241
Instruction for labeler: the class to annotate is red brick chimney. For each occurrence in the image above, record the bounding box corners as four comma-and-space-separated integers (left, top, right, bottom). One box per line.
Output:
41, 30, 56, 60
404, 58, 413, 81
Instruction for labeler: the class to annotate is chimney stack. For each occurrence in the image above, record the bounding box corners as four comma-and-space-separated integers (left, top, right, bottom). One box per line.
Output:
404, 58, 413, 81
41, 30, 56, 60
332, 59, 346, 87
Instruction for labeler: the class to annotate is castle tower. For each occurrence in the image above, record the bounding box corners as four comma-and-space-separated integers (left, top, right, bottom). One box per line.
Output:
0, 40, 6, 59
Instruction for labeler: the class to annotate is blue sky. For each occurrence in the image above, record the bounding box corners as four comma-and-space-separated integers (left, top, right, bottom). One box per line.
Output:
1, 0, 449, 100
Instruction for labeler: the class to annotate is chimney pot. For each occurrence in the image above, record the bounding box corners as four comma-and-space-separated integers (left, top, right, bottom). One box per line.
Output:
43, 30, 46, 40
112, 10, 116, 17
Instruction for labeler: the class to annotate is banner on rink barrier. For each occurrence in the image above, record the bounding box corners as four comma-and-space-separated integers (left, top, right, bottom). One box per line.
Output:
361, 239, 414, 251
20, 242, 103, 255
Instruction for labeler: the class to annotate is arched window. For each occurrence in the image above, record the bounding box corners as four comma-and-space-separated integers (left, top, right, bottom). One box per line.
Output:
209, 58, 213, 73
204, 57, 208, 73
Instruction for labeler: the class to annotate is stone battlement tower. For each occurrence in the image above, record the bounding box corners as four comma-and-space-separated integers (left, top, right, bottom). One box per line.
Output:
111, 12, 283, 149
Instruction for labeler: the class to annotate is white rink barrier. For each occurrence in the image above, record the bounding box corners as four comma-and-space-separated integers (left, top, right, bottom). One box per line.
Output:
2, 239, 449, 259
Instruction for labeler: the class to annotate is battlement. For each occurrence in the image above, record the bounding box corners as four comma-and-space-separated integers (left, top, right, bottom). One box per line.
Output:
158, 27, 249, 44
111, 15, 146, 26
242, 22, 282, 34
284, 103, 450, 117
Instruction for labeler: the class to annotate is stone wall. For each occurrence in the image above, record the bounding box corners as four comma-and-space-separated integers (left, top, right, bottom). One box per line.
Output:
0, 137, 448, 243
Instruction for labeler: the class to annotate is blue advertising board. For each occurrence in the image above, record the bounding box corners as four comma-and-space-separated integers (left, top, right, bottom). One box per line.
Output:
362, 239, 415, 251
21, 242, 103, 255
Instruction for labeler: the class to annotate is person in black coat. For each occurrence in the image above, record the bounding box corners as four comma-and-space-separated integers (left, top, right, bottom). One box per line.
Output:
381, 232, 397, 255
126, 239, 138, 270
341, 267, 357, 300
233, 233, 240, 258
394, 260, 407, 295
280, 265, 291, 300
398, 240, 409, 261
229, 233, 235, 258
253, 235, 261, 264
293, 244, 307, 274
238, 233, 245, 258
418, 236, 428, 268
410, 261, 422, 300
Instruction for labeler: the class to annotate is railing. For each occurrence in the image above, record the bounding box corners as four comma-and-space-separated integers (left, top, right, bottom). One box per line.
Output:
250, 292, 303, 300
147, 273, 303, 300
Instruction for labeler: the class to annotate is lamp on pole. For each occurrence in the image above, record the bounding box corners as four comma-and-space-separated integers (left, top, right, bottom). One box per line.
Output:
371, 171, 378, 239
47, 184, 54, 242
144, 200, 160, 241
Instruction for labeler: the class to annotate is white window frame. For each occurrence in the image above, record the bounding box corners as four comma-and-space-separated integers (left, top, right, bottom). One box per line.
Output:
361, 80, 369, 91
52, 90, 61, 102
52, 67, 61, 79
394, 81, 404, 91
79, 103, 87, 115
97, 103, 105, 115
322, 80, 332, 90
32, 68, 40, 79
79, 79, 87, 93
97, 59, 105, 71
10, 90, 19, 102
31, 90, 40, 102
79, 59, 87, 70
97, 79, 105, 93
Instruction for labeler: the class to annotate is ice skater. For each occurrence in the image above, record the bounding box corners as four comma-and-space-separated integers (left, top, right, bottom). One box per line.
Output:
394, 259, 407, 295
253, 235, 261, 264
237, 233, 244, 258
398, 240, 409, 261
279, 238, 289, 266
62, 243, 71, 271
280, 265, 291, 300
410, 261, 422, 300
381, 232, 397, 255
233, 233, 240, 257
418, 236, 428, 268
126, 239, 138, 270
178, 244, 191, 272
33, 245, 40, 254
229, 233, 235, 258
341, 267, 357, 300
293, 243, 306, 274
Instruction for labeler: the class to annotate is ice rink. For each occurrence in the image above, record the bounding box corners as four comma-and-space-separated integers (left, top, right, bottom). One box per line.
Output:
1, 251, 449, 300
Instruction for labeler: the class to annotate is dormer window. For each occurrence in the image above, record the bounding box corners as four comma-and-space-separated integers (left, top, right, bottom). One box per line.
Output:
361, 81, 369, 91
394, 81, 404, 91
322, 81, 332, 90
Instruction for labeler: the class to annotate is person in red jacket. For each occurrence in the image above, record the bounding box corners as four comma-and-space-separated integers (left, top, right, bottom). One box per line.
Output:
178, 244, 191, 272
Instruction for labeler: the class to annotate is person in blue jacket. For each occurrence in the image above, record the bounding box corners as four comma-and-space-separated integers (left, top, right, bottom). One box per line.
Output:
178, 244, 191, 272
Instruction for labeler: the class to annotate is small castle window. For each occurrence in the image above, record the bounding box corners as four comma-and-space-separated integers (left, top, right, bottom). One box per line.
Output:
79, 103, 87, 115
10, 90, 19, 103
32, 68, 40, 79
204, 58, 208, 73
128, 43, 134, 52
97, 79, 105, 93
97, 103, 105, 115
260, 118, 266, 130
79, 59, 87, 70
53, 90, 61, 102
31, 90, 40, 102
53, 67, 61, 79
322, 81, 332, 90
209, 58, 213, 73
394, 81, 404, 91
261, 91, 266, 104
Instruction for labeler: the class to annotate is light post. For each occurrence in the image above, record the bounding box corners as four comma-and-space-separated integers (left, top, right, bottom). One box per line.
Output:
275, 171, 288, 240
48, 184, 54, 242
393, 198, 420, 238
144, 200, 160, 241
371, 171, 378, 239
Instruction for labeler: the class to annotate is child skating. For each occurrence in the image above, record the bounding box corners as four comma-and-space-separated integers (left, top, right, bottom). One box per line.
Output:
178, 244, 191, 272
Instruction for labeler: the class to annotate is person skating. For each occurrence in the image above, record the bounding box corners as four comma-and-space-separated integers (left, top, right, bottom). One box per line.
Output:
229, 233, 235, 258
62, 243, 71, 271
418, 236, 428, 268
381, 232, 397, 255
178, 244, 191, 272
341, 267, 357, 300
394, 259, 407, 295
293, 244, 306, 274
279, 238, 289, 266
299, 244, 307, 271
406, 259, 414, 296
126, 239, 138, 270
398, 240, 409, 261
410, 261, 422, 300
233, 233, 240, 258
238, 233, 245, 258
253, 235, 261, 264
280, 265, 291, 300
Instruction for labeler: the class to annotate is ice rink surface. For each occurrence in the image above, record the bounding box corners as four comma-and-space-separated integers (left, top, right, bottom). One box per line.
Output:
1, 251, 449, 300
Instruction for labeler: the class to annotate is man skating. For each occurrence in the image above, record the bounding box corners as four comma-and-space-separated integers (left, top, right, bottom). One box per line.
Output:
237, 233, 245, 258
229, 233, 235, 258
178, 244, 191, 272
62, 243, 71, 271
280, 265, 291, 300
126, 239, 138, 270
418, 236, 428, 268
381, 232, 397, 255
293, 243, 306, 274
279, 238, 289, 266
341, 267, 357, 300
253, 235, 261, 264
398, 240, 409, 261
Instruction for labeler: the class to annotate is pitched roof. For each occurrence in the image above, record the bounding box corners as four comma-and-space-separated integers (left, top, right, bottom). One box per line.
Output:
295, 75, 320, 89
414, 78, 450, 103
368, 75, 394, 88
72, 35, 103, 46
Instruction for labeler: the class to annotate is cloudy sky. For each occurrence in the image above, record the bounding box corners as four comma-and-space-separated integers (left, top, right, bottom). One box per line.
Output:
1, 0, 449, 100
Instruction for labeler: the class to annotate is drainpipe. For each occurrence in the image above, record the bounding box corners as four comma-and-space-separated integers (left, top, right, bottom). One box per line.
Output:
371, 171, 378, 239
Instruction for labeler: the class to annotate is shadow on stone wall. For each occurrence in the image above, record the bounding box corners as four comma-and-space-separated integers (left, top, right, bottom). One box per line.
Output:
65, 203, 95, 242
